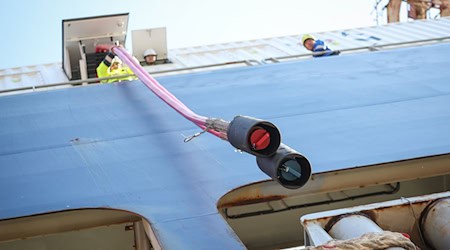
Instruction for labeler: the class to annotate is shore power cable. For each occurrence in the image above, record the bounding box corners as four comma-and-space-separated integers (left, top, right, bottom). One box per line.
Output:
113, 46, 312, 189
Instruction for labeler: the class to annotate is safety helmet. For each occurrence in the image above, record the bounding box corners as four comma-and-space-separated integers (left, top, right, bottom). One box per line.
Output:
143, 49, 157, 58
301, 34, 316, 45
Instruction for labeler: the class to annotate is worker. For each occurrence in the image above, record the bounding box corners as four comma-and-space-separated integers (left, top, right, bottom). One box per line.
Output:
301, 34, 340, 57
96, 45, 137, 83
143, 49, 158, 65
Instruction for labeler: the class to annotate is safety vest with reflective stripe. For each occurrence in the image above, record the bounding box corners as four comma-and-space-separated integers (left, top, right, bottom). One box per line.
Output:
96, 61, 137, 83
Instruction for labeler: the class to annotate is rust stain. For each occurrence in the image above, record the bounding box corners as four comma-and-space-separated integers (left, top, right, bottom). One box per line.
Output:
303, 216, 333, 225
218, 194, 287, 208
362, 210, 378, 222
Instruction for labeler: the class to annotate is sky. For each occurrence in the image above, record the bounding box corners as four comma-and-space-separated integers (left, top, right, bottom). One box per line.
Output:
1, 0, 408, 69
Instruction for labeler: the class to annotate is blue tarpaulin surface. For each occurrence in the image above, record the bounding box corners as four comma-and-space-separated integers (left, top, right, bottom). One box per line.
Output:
1, 43, 450, 248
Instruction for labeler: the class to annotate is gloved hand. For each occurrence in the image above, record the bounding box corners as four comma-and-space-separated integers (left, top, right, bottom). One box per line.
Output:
111, 44, 125, 55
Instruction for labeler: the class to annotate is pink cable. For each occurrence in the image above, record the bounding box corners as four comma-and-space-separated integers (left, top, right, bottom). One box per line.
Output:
113, 47, 206, 124
113, 46, 225, 139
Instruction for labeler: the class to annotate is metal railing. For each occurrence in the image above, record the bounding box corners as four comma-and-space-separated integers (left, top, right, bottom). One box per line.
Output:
262, 36, 450, 63
0, 59, 261, 94
1, 36, 449, 94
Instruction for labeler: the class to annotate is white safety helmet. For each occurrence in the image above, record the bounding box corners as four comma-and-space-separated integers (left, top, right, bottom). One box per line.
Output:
143, 49, 157, 58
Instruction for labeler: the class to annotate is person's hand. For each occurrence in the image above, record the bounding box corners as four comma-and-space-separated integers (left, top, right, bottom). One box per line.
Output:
111, 44, 125, 55
331, 50, 341, 56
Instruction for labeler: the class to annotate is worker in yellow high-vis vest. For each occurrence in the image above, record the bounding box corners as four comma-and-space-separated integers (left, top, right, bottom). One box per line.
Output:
96, 45, 137, 83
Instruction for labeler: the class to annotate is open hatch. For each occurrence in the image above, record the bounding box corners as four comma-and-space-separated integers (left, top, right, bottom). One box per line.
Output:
62, 13, 129, 80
